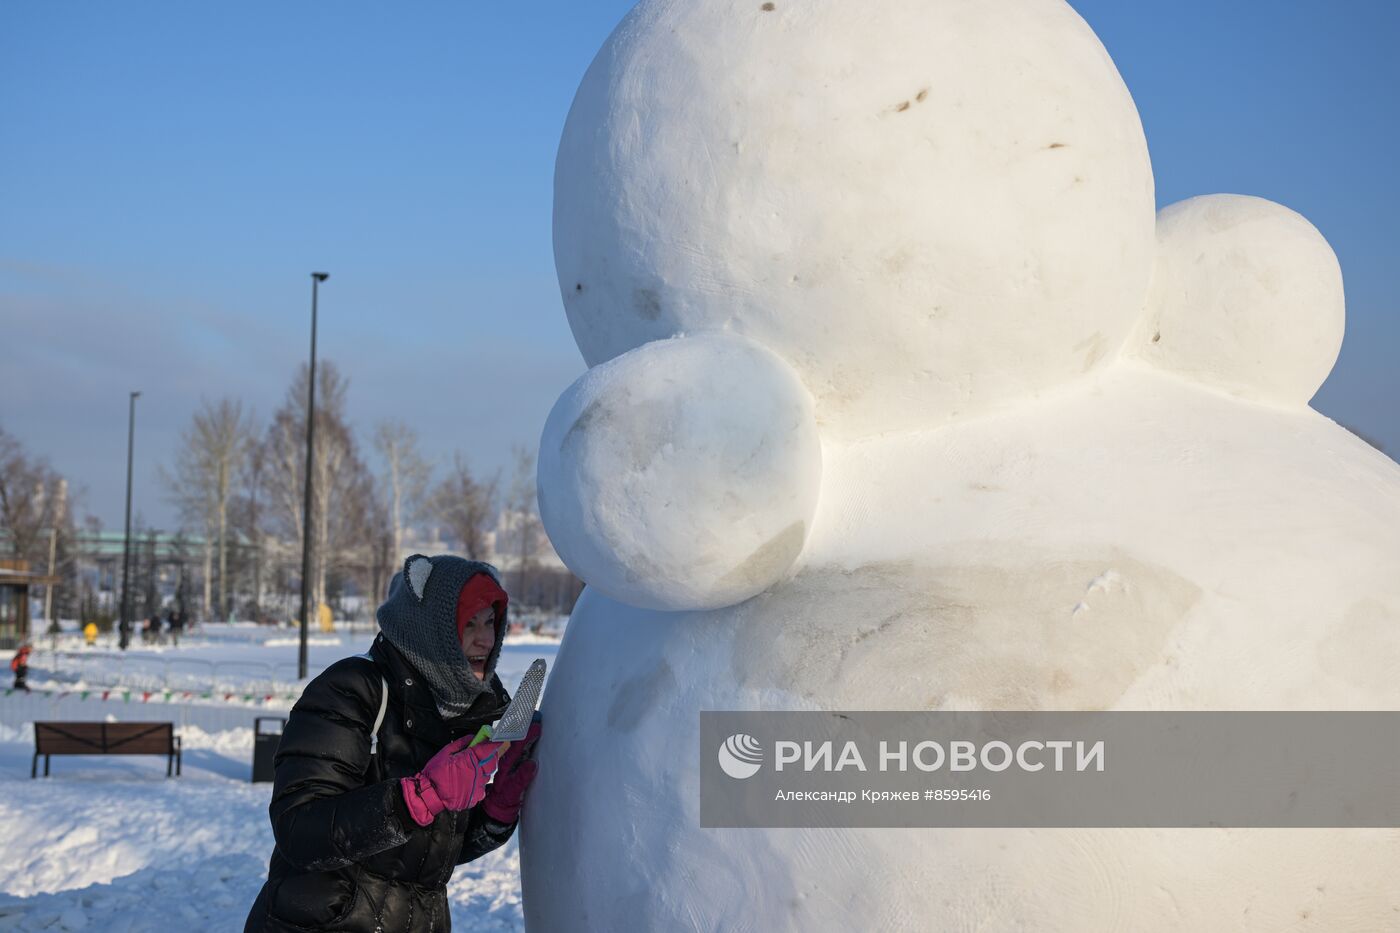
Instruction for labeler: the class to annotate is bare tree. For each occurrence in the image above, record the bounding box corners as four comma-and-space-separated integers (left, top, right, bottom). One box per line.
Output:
163, 399, 253, 621
232, 438, 270, 619
434, 454, 497, 561
0, 426, 76, 623
0, 425, 66, 565
263, 362, 374, 618
373, 421, 432, 562
138, 525, 160, 623
502, 445, 545, 606
358, 476, 395, 612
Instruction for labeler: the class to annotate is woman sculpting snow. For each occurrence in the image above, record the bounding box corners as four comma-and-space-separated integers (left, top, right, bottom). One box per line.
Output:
245, 556, 541, 932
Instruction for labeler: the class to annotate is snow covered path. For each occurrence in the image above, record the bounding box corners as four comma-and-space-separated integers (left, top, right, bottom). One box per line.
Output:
0, 632, 558, 931
0, 736, 527, 930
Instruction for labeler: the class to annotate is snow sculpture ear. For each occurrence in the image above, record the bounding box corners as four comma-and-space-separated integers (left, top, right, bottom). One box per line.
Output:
1128, 194, 1343, 407
404, 555, 433, 602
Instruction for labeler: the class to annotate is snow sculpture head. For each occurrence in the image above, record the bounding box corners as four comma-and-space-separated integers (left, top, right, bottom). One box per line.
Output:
554, 0, 1156, 440
539, 0, 1347, 612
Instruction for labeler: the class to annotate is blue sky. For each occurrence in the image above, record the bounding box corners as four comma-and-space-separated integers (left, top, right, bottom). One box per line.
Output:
2, 0, 1396, 530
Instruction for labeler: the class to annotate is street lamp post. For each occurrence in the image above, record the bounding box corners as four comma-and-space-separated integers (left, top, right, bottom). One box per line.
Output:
119, 390, 140, 651
298, 272, 328, 679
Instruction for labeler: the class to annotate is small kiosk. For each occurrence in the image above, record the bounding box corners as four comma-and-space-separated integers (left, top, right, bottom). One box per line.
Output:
0, 559, 60, 650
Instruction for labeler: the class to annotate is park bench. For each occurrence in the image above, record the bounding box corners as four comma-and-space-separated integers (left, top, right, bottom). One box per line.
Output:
31, 721, 182, 778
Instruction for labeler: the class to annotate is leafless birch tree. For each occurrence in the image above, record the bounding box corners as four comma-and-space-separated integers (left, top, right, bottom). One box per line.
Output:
433, 454, 497, 562
163, 399, 253, 621
263, 362, 373, 617
373, 421, 432, 563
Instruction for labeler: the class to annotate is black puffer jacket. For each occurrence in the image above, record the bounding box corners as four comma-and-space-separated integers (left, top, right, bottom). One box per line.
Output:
245, 634, 514, 932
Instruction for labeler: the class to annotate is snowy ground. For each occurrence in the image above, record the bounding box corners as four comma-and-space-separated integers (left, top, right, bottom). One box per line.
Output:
0, 626, 560, 932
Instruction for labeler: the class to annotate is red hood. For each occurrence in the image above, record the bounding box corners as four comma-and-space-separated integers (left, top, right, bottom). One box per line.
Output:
455, 573, 508, 644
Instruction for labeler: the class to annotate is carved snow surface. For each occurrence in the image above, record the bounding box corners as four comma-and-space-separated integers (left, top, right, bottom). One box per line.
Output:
527, 0, 1400, 929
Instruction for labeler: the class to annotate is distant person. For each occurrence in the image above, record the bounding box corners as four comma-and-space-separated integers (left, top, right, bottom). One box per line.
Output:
244, 556, 541, 933
167, 609, 184, 647
10, 643, 32, 692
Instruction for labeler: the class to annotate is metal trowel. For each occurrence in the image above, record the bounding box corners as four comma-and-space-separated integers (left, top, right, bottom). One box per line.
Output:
468, 658, 546, 749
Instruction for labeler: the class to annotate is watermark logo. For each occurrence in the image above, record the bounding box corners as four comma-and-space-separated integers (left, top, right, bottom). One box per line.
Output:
702, 711, 1400, 828
718, 733, 763, 779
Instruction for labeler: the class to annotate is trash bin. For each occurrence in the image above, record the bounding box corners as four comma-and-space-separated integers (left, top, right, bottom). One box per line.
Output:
252, 716, 287, 783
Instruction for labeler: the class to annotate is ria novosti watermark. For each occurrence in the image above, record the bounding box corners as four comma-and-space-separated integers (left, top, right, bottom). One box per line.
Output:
754, 734, 1106, 774
700, 711, 1400, 828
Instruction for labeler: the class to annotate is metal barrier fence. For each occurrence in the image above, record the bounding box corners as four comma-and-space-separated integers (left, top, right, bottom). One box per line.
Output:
0, 688, 283, 738
28, 649, 323, 699
35, 619, 381, 651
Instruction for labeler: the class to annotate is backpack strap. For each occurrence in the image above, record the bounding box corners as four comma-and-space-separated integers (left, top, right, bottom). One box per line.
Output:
355, 652, 390, 756
370, 676, 389, 755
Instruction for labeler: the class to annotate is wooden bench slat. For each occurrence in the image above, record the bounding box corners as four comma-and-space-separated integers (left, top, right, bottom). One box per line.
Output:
39, 738, 109, 754
35, 724, 107, 754
106, 724, 174, 752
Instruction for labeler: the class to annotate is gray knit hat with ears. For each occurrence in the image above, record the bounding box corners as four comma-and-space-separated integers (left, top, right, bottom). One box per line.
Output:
375, 554, 509, 717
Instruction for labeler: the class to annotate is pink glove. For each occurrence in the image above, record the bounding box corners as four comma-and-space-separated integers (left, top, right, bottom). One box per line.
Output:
401, 735, 503, 827
482, 720, 542, 824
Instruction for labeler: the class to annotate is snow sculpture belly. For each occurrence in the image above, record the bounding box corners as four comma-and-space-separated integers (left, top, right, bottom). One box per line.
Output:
521, 0, 1400, 929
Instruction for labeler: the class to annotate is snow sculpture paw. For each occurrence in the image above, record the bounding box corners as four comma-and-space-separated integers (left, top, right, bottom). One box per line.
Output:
537, 332, 822, 611
1130, 194, 1345, 405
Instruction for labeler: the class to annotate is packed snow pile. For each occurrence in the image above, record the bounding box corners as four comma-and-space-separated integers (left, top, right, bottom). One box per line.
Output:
0, 721, 526, 933
0, 854, 266, 932
527, 0, 1400, 930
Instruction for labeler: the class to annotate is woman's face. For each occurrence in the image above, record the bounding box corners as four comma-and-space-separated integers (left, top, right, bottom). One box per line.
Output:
461, 605, 496, 680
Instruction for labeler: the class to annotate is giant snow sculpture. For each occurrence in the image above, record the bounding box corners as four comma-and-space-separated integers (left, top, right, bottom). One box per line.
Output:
521, 1, 1400, 929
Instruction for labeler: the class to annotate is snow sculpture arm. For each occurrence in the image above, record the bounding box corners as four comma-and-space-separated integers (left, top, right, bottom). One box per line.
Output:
537, 332, 823, 611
